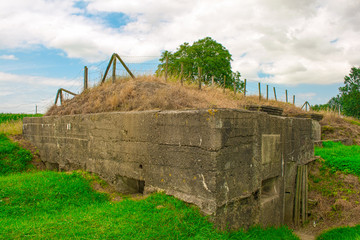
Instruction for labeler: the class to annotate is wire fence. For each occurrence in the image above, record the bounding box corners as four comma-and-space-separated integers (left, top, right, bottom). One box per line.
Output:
22, 52, 337, 115
52, 53, 309, 110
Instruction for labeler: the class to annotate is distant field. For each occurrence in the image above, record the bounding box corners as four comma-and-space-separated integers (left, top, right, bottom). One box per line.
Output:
0, 113, 43, 124
0, 113, 42, 135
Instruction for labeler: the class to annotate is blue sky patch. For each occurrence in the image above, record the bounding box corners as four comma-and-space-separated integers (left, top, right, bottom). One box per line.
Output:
257, 71, 274, 79
330, 38, 339, 44
0, 47, 84, 78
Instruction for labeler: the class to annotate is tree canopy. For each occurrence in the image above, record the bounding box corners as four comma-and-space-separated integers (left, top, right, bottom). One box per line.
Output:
317, 67, 360, 117
338, 67, 360, 118
156, 37, 244, 91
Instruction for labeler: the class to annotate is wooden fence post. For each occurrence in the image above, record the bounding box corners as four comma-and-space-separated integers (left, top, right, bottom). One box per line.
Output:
101, 54, 115, 84
180, 63, 184, 86
258, 82, 261, 101
84, 66, 88, 90
35, 105, 37, 114
114, 54, 135, 79
212, 76, 214, 86
165, 56, 168, 82
233, 81, 236, 94
244, 79, 247, 96
198, 67, 202, 90
60, 89, 63, 105
112, 58, 116, 83
273, 87, 277, 101
223, 75, 226, 93
266, 85, 269, 100
293, 95, 295, 105
285, 90, 288, 103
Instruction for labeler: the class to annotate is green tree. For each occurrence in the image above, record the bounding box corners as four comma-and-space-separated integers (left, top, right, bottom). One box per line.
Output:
157, 37, 244, 91
338, 67, 360, 118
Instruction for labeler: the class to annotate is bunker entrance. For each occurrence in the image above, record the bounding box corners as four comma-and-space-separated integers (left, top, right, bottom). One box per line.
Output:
116, 175, 145, 194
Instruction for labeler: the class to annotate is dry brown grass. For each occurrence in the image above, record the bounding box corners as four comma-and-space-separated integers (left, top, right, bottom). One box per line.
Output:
44, 75, 360, 143
46, 75, 306, 116
0, 120, 23, 135
319, 111, 360, 144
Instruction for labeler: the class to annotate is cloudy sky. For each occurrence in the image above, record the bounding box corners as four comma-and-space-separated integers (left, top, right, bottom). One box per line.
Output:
1, 0, 359, 113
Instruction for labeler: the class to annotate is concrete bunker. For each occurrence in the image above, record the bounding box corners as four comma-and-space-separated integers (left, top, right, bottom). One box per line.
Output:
23, 108, 317, 229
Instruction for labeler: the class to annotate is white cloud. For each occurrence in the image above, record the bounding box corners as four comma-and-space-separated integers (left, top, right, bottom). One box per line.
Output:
0, 0, 359, 87
297, 92, 317, 100
0, 55, 18, 60
0, 72, 82, 87
0, 91, 14, 96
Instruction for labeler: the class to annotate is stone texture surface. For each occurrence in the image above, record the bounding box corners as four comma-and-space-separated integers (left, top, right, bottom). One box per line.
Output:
23, 109, 315, 230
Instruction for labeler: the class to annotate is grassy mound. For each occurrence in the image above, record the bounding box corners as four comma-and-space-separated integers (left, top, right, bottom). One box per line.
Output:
0, 134, 33, 175
46, 76, 304, 116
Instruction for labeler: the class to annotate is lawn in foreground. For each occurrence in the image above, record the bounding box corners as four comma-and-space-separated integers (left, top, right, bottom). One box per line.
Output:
0, 171, 298, 239
0, 125, 298, 239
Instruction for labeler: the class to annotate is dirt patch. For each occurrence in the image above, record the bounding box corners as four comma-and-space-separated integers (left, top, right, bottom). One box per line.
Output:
9, 134, 46, 171
294, 159, 360, 238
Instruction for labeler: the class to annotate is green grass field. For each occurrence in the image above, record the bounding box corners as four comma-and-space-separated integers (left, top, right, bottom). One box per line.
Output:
317, 225, 360, 240
315, 141, 360, 176
0, 124, 298, 239
0, 113, 43, 135
315, 142, 360, 240
0, 113, 43, 124
0, 171, 298, 239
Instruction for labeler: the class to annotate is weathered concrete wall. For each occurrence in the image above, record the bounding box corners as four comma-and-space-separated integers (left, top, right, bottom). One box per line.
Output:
23, 109, 314, 229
